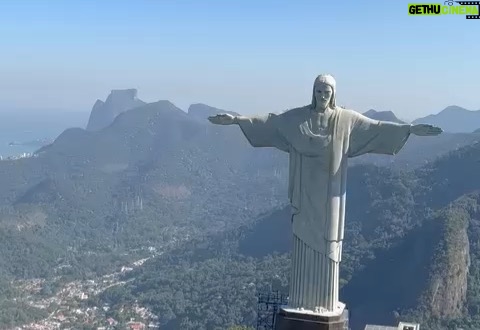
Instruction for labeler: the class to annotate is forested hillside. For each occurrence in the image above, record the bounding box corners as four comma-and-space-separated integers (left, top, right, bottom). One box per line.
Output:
1, 101, 479, 329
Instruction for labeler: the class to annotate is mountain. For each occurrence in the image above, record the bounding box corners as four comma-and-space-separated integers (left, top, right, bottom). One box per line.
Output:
91, 139, 480, 329
341, 193, 477, 329
413, 106, 480, 133
0, 99, 288, 278
0, 99, 289, 327
3, 98, 480, 329
86, 89, 146, 131
363, 109, 406, 123
234, 141, 480, 330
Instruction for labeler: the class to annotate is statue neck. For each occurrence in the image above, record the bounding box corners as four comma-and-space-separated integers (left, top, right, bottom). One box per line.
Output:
311, 105, 332, 115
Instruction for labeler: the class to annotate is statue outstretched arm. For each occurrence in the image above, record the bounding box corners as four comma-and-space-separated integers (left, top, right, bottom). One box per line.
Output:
208, 113, 240, 125
209, 113, 289, 152
348, 112, 412, 157
347, 111, 442, 157
410, 123, 443, 136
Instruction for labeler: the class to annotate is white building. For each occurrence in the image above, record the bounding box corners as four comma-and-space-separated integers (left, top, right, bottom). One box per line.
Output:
364, 321, 420, 330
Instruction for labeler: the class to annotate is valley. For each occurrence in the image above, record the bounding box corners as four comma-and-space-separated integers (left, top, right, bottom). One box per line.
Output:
1, 95, 480, 329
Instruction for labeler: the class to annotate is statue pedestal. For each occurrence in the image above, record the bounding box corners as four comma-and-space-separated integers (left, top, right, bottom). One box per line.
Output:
274, 305, 349, 330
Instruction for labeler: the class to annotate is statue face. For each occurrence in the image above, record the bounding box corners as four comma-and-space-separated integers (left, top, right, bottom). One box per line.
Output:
314, 83, 333, 109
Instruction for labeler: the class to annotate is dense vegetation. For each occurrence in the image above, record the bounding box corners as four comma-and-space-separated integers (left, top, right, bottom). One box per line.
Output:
92, 142, 480, 330
1, 102, 480, 329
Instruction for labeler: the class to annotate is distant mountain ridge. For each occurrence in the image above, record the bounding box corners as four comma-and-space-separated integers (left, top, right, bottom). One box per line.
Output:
1, 98, 288, 278
86, 89, 146, 131
3, 91, 480, 329
68, 90, 480, 171
363, 109, 406, 124
237, 141, 480, 329
413, 105, 480, 133
86, 88, 478, 135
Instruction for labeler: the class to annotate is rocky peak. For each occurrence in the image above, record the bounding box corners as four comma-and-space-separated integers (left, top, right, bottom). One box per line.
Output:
86, 89, 146, 131
363, 109, 405, 124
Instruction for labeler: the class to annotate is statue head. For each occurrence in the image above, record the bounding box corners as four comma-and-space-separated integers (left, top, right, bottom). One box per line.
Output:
311, 74, 337, 110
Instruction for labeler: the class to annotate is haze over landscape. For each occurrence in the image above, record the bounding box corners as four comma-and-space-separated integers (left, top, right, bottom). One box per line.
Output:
1, 1, 480, 330
1, 0, 478, 120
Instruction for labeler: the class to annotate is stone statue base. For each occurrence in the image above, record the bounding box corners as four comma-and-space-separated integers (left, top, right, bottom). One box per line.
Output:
274, 304, 349, 330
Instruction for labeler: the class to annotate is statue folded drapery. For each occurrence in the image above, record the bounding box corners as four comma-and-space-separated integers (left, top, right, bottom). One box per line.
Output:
237, 104, 411, 312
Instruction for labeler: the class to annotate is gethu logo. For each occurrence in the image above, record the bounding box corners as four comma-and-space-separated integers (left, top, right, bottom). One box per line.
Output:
408, 1, 480, 19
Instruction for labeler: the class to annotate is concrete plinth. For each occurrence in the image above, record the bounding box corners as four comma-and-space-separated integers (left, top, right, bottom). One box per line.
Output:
274, 306, 349, 330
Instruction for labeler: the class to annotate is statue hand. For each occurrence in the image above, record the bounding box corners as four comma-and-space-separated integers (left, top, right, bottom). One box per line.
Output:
208, 114, 237, 125
410, 124, 443, 136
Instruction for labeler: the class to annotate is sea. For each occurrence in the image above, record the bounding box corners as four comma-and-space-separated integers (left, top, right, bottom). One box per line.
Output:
0, 111, 89, 158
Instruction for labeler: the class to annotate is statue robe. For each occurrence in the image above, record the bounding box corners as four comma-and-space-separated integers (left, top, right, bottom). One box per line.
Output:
238, 105, 411, 311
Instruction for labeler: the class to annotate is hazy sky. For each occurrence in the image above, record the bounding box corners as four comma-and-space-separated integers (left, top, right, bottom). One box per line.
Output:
0, 0, 478, 120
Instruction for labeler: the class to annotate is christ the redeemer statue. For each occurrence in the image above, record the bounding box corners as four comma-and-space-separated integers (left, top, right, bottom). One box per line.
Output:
208, 74, 442, 316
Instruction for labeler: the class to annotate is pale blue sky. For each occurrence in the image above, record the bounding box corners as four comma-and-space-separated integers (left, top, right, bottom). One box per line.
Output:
0, 0, 478, 120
